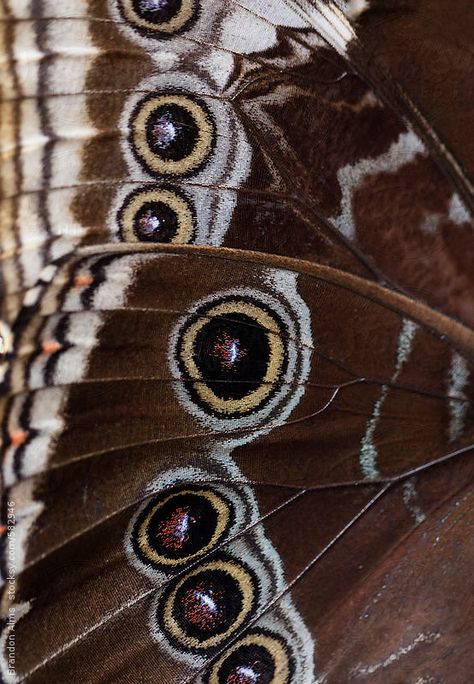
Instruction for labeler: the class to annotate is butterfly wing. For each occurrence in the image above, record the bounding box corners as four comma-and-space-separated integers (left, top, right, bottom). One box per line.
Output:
2, 0, 474, 323
343, 0, 474, 185
1, 1, 474, 682
1, 245, 473, 682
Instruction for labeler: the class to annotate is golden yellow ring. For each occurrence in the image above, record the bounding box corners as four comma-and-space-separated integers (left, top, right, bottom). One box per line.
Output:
131, 94, 214, 176
208, 632, 291, 684
180, 301, 285, 414
136, 488, 230, 567
162, 559, 255, 649
119, 0, 198, 34
119, 187, 195, 243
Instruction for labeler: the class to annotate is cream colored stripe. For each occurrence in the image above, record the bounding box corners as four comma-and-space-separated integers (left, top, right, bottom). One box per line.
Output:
360, 318, 418, 479
448, 352, 470, 443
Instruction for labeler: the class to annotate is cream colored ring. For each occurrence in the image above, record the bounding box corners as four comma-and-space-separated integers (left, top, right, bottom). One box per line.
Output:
131, 94, 214, 176
135, 488, 230, 567
119, 187, 195, 243
208, 632, 291, 684
162, 559, 255, 650
119, 0, 198, 34
179, 301, 285, 415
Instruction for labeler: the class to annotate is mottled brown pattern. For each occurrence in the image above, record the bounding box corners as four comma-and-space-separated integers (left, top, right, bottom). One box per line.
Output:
1, 1, 474, 682
355, 154, 474, 322
312, 452, 474, 683
355, 0, 474, 185
3, 245, 473, 681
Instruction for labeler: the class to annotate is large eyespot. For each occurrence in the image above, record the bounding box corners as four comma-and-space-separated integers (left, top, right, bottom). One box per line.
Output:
159, 559, 257, 652
130, 94, 215, 177
131, 487, 232, 570
117, 0, 199, 36
118, 186, 196, 243
205, 631, 292, 684
175, 297, 288, 417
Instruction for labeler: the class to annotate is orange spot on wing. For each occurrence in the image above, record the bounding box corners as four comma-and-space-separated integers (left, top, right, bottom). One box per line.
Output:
74, 275, 93, 287
10, 430, 27, 447
42, 340, 62, 354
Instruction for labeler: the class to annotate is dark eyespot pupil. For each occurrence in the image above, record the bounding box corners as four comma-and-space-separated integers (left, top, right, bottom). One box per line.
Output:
146, 104, 198, 161
174, 570, 243, 640
209, 332, 247, 371
133, 201, 179, 242
182, 581, 227, 631
219, 645, 275, 684
146, 493, 218, 559
194, 314, 270, 400
155, 505, 196, 549
133, 0, 182, 23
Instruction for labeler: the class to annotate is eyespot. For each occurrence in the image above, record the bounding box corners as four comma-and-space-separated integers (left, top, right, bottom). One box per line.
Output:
159, 558, 257, 652
117, 0, 199, 37
205, 631, 292, 684
130, 94, 215, 177
118, 186, 196, 243
131, 487, 232, 570
175, 297, 288, 417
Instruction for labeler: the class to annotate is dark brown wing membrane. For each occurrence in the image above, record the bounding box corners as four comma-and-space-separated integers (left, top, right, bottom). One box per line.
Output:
348, 0, 474, 186
1, 1, 474, 682
1, 245, 473, 682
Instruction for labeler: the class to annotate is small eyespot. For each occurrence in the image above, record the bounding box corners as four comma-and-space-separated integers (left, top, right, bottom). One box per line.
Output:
130, 94, 215, 177
117, 0, 199, 37
118, 186, 196, 243
159, 558, 257, 652
205, 631, 292, 684
131, 487, 232, 570
175, 297, 287, 417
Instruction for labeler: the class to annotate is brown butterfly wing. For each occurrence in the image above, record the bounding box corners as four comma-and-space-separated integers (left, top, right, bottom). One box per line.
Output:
1, 1, 474, 682
319, 455, 474, 683
2, 1, 474, 322
2, 245, 473, 682
351, 0, 474, 185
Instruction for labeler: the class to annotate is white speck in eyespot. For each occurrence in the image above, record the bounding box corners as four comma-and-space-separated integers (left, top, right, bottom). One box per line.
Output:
153, 113, 180, 149
139, 210, 161, 237
230, 665, 260, 683
140, 0, 170, 11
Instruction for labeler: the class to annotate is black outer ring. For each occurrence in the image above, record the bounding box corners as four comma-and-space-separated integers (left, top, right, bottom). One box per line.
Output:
175, 295, 290, 419
129, 92, 216, 179
131, 485, 234, 571
117, 183, 197, 243
117, 0, 201, 40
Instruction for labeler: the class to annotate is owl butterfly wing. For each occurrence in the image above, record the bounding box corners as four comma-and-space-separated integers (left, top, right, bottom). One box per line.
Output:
1, 0, 474, 683
1, 0, 474, 327
1, 245, 473, 682
340, 0, 474, 183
